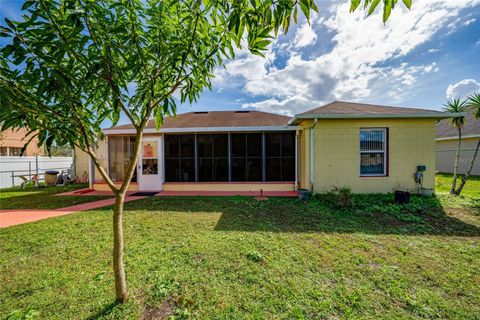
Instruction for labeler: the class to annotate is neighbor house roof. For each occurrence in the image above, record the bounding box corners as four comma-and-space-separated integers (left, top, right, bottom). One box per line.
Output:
104, 110, 294, 134
289, 101, 461, 125
436, 106, 480, 140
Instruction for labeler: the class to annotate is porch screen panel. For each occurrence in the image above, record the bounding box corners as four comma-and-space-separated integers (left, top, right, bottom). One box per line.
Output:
197, 134, 228, 182
164, 134, 195, 182
108, 136, 137, 182
265, 132, 295, 181
231, 133, 262, 181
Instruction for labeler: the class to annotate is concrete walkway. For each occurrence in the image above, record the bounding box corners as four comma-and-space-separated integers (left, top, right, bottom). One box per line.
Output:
0, 196, 145, 228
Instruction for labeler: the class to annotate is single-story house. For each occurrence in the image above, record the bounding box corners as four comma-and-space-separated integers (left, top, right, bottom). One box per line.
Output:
75, 101, 458, 194
436, 106, 480, 176
0, 128, 44, 156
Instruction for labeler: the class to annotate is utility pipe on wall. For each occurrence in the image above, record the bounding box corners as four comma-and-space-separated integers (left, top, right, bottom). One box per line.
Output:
88, 154, 94, 189
309, 119, 318, 191
294, 130, 299, 190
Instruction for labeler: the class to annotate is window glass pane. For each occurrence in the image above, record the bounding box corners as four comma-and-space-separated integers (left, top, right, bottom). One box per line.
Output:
180, 159, 195, 182
180, 135, 195, 157
165, 159, 179, 182
246, 158, 262, 181
231, 158, 246, 181
231, 134, 246, 157
164, 135, 179, 157
142, 141, 157, 158
197, 135, 213, 158
282, 132, 295, 157
214, 158, 229, 181
360, 129, 384, 151
282, 157, 295, 181
360, 153, 385, 175
265, 133, 281, 156
214, 135, 228, 157
247, 134, 262, 157
265, 158, 281, 181
198, 158, 213, 182
9, 147, 22, 156
0, 147, 7, 156
142, 159, 158, 175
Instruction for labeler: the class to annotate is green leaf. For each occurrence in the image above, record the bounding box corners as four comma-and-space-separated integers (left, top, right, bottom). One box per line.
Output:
299, 0, 310, 23
4, 18, 16, 31
350, 0, 361, 12
383, 0, 393, 23
367, 0, 381, 16
402, 0, 412, 9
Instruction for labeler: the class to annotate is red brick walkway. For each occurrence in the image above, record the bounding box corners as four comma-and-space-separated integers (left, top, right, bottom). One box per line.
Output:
0, 196, 145, 228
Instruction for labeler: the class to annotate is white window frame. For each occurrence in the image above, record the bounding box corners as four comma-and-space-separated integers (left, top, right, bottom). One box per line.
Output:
359, 128, 387, 177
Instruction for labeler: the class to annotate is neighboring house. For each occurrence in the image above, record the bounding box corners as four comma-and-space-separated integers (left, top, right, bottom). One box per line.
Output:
0, 128, 44, 156
436, 106, 480, 176
76, 101, 457, 194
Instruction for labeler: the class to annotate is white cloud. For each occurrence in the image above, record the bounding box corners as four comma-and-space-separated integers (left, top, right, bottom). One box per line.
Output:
446, 79, 480, 100
293, 23, 317, 48
476, 38, 480, 47
213, 0, 480, 115
464, 18, 477, 25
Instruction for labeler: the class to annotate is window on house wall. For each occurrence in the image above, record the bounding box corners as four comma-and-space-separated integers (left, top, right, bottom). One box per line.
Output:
164, 134, 195, 182
231, 133, 262, 181
360, 128, 387, 176
0, 147, 8, 156
265, 132, 295, 181
108, 136, 137, 182
9, 147, 23, 156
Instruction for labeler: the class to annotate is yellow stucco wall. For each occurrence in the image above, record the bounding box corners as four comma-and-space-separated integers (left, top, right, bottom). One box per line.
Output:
163, 182, 294, 192
299, 118, 437, 194
93, 183, 139, 192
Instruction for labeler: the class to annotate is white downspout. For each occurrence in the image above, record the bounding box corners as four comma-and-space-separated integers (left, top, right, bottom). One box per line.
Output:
309, 119, 318, 191
295, 130, 299, 190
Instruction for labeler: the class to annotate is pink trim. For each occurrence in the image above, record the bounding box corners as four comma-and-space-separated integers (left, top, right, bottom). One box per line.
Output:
163, 181, 294, 185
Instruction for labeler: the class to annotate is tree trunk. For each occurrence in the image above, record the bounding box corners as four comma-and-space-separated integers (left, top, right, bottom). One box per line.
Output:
113, 192, 128, 302
455, 137, 480, 195
450, 126, 462, 194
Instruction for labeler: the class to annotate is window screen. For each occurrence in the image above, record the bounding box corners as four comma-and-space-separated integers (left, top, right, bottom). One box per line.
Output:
265, 132, 295, 181
360, 128, 387, 176
164, 135, 195, 182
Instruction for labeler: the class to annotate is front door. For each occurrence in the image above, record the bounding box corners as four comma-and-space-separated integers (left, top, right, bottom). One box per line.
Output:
138, 137, 163, 190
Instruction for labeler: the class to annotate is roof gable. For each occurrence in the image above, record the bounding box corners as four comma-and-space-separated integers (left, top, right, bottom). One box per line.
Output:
436, 106, 480, 139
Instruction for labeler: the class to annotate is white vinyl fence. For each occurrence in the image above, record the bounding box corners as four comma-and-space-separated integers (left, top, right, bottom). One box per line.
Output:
0, 156, 73, 189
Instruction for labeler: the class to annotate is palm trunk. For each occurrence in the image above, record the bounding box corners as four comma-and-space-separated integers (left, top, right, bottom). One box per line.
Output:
113, 192, 128, 302
450, 126, 462, 194
455, 137, 480, 195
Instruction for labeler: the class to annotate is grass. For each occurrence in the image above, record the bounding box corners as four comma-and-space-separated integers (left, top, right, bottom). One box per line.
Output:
0, 177, 479, 319
0, 184, 110, 210
435, 172, 480, 198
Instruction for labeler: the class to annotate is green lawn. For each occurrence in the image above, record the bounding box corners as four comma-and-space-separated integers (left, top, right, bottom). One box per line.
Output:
435, 172, 480, 198
0, 184, 110, 210
0, 179, 479, 319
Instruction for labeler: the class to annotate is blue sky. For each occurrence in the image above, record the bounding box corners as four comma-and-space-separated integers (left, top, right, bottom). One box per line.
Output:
2, 0, 480, 122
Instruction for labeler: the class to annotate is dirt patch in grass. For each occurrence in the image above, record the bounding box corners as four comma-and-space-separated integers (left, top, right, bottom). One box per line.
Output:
141, 300, 175, 320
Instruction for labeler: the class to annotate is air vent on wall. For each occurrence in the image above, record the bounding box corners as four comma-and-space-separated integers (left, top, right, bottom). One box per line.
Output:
234, 110, 250, 113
